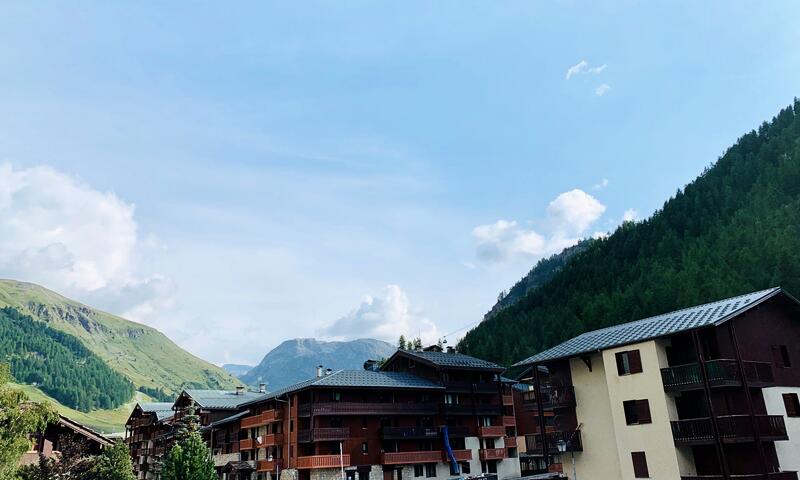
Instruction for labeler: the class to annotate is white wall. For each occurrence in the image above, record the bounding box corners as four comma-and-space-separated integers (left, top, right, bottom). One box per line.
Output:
763, 386, 800, 472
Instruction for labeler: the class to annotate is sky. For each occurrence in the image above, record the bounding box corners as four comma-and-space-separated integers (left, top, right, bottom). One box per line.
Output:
0, 1, 799, 366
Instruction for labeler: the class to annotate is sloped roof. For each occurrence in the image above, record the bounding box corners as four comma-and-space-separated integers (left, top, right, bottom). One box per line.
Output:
139, 402, 175, 421
387, 350, 504, 371
514, 287, 791, 366
183, 389, 267, 410
200, 410, 250, 432
241, 370, 443, 407
57, 415, 113, 446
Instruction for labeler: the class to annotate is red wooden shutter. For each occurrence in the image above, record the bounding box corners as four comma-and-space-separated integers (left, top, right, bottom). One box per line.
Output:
636, 400, 652, 424
629, 350, 643, 374
631, 452, 649, 478
784, 393, 799, 417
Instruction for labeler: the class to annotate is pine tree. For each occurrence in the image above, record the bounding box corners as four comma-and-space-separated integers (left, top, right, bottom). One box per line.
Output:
91, 442, 135, 480
397, 335, 407, 350
172, 405, 200, 443
160, 432, 216, 480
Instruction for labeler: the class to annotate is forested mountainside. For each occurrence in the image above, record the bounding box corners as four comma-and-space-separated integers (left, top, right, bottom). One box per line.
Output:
484, 240, 594, 320
0, 280, 240, 400
460, 100, 800, 366
0, 307, 134, 411
241, 338, 396, 389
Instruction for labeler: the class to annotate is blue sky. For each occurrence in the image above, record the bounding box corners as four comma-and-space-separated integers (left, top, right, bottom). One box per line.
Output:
0, 1, 798, 365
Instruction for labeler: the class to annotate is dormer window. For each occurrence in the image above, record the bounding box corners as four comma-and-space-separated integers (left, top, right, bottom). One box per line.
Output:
408, 358, 416, 368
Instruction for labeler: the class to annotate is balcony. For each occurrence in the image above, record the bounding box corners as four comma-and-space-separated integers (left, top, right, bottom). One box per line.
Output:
241, 410, 282, 429
299, 402, 439, 416
240, 438, 254, 450
296, 454, 350, 469
444, 381, 498, 394
521, 386, 576, 410
478, 426, 506, 437
213, 452, 241, 467
524, 431, 583, 455
239, 433, 283, 450
661, 360, 775, 392
297, 428, 350, 443
479, 448, 507, 461
671, 415, 788, 445
503, 416, 516, 427
451, 450, 473, 462
256, 459, 284, 472
502, 395, 514, 406
381, 451, 443, 465
441, 404, 503, 416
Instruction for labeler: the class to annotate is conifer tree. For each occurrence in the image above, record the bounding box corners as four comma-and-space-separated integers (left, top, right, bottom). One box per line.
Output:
160, 432, 216, 480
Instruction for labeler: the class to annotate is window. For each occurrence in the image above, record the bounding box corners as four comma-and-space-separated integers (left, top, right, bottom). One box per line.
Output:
773, 345, 792, 368
289, 420, 294, 432
616, 350, 643, 376
361, 442, 368, 454
623, 400, 652, 425
425, 464, 436, 478
361, 418, 368, 429
784, 393, 800, 417
631, 452, 649, 478
333, 391, 342, 402
450, 462, 460, 476
414, 465, 424, 478
330, 417, 343, 428
460, 462, 470, 474
480, 416, 492, 427
445, 394, 457, 405
409, 359, 416, 368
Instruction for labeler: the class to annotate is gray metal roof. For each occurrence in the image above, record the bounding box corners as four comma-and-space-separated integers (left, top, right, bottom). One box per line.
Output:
200, 410, 250, 431
139, 402, 176, 421
514, 287, 787, 366
183, 389, 267, 410
242, 370, 443, 407
393, 350, 504, 371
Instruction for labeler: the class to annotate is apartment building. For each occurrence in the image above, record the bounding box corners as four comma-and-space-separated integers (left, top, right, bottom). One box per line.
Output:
513, 287, 800, 480
126, 403, 175, 480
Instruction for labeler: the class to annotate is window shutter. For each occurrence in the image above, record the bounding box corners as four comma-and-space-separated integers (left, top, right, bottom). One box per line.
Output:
616, 352, 626, 375
636, 400, 652, 424
631, 452, 649, 478
629, 350, 643, 374
784, 393, 799, 417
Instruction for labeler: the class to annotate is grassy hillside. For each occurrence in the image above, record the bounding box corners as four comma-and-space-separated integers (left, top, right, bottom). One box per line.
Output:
460, 100, 800, 366
12, 382, 153, 434
0, 280, 240, 398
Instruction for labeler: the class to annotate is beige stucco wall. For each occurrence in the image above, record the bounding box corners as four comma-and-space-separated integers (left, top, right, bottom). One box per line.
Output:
568, 352, 622, 480
601, 340, 689, 479
763, 386, 800, 472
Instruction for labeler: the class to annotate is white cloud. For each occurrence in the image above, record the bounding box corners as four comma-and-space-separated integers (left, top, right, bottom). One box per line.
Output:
318, 285, 438, 345
0, 163, 172, 324
595, 84, 611, 96
593, 178, 609, 189
546, 189, 607, 233
472, 189, 606, 265
566, 60, 607, 80
622, 208, 639, 222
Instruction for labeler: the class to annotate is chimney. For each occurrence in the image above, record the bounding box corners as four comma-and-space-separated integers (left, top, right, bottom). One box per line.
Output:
235, 385, 245, 396
259, 383, 266, 394
325, 368, 333, 376
363, 359, 379, 372
316, 365, 324, 378
446, 346, 456, 354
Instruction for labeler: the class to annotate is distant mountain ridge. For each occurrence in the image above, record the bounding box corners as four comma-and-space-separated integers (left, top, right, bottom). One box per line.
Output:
0, 280, 240, 412
241, 338, 396, 389
222, 364, 253, 377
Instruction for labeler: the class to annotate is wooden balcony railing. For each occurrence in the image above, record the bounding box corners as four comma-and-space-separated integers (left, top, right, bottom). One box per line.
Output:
299, 402, 439, 416
478, 426, 506, 437
479, 448, 507, 461
525, 430, 583, 455
441, 404, 503, 416
521, 386, 576, 410
503, 416, 516, 427
502, 395, 514, 406
450, 450, 473, 462
241, 410, 282, 429
381, 451, 443, 465
443, 381, 498, 394
256, 459, 284, 472
240, 438, 255, 450
661, 360, 775, 392
297, 428, 350, 443
296, 454, 350, 469
671, 415, 788, 445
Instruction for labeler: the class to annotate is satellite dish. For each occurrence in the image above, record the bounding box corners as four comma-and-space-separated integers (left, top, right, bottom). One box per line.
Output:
256, 436, 263, 443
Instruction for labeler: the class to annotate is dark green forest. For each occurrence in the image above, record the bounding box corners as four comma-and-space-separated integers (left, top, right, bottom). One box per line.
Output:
459, 100, 800, 366
0, 307, 134, 411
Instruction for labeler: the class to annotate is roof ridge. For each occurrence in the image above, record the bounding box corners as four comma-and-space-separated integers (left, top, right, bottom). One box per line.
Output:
575, 287, 780, 338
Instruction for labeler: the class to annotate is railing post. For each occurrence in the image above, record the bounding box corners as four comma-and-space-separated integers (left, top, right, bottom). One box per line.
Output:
692, 330, 729, 479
